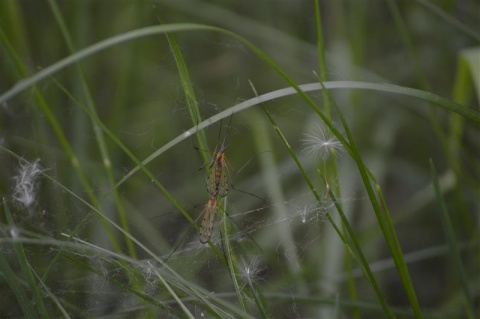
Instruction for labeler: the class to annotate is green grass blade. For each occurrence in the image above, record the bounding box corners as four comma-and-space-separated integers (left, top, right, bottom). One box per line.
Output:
324, 178, 396, 319
416, 0, 480, 41
376, 184, 422, 318
319, 79, 422, 318
1, 22, 476, 125
47, 0, 134, 257
0, 233, 37, 318
158, 15, 210, 165
49, 79, 228, 264
3, 199, 49, 318
0, 27, 118, 252
31, 266, 71, 319
149, 261, 195, 319
0, 149, 248, 317
220, 198, 248, 312
430, 160, 476, 319
252, 82, 395, 317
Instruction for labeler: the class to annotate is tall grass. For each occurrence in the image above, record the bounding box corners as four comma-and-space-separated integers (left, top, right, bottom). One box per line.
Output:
1, 1, 479, 318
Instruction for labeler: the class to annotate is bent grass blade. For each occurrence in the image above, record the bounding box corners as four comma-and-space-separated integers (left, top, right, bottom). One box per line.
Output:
199, 197, 219, 244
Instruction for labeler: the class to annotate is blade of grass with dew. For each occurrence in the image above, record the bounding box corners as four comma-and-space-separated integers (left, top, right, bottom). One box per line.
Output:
0, 233, 37, 318
47, 0, 136, 259
3, 200, 49, 318
430, 160, 476, 319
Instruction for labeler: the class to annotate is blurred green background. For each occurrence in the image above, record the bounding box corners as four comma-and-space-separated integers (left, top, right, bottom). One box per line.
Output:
1, 0, 479, 318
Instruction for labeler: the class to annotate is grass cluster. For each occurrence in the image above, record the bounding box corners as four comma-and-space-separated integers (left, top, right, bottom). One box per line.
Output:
0, 1, 479, 318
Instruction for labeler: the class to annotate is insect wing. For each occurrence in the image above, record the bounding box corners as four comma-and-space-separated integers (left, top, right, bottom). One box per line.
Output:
206, 151, 230, 197
206, 157, 220, 196
217, 156, 230, 197
199, 198, 218, 243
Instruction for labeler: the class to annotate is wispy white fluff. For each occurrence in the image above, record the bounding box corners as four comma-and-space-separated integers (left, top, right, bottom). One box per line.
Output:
12, 159, 43, 208
301, 123, 344, 160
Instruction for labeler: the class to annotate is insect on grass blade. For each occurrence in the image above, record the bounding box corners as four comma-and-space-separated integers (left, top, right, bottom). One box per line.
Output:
206, 147, 231, 198
199, 197, 218, 244
205, 113, 234, 198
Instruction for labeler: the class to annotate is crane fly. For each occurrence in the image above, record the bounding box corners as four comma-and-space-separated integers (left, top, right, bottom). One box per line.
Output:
206, 144, 231, 198
205, 114, 234, 198
199, 196, 219, 244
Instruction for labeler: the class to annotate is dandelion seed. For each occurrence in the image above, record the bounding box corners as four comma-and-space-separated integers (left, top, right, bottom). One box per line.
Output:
292, 202, 328, 225
12, 159, 43, 208
240, 256, 266, 287
301, 123, 344, 160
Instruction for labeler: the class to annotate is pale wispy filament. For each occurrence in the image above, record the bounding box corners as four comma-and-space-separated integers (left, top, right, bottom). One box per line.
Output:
301, 123, 344, 160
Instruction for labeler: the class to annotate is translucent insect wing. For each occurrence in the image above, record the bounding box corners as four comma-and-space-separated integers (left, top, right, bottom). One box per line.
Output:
199, 198, 218, 244
217, 156, 230, 197
206, 158, 220, 195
